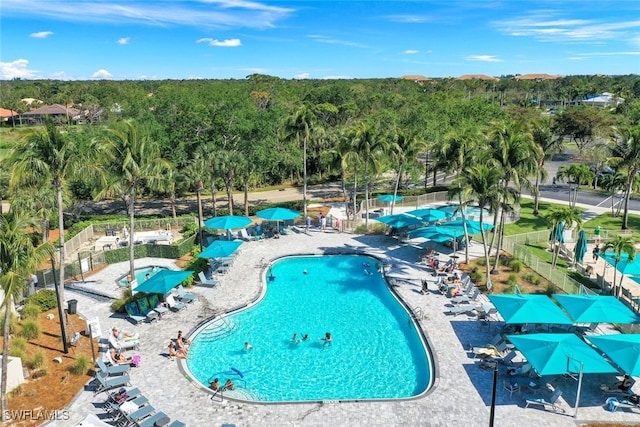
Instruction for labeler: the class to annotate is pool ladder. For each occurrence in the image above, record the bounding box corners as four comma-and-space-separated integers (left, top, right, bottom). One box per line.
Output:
410, 306, 425, 321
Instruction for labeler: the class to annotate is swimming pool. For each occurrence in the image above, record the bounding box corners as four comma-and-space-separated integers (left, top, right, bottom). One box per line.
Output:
186, 255, 433, 402
116, 266, 168, 287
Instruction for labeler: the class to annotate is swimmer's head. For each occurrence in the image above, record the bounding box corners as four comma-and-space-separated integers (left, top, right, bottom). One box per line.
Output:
303, 269, 308, 274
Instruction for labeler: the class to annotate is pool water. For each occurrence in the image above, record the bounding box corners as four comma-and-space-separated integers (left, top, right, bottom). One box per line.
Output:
186, 255, 432, 402
117, 266, 168, 287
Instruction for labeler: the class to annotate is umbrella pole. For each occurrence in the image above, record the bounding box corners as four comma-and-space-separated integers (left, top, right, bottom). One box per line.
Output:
573, 361, 584, 418
489, 363, 498, 427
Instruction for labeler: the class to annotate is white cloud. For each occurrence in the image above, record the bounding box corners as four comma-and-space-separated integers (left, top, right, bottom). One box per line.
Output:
386, 15, 430, 24
404, 50, 419, 54
293, 72, 309, 79
2, 0, 293, 30
307, 35, 366, 48
465, 55, 502, 62
30, 31, 53, 38
92, 69, 112, 79
197, 38, 242, 47
0, 59, 38, 79
117, 37, 130, 45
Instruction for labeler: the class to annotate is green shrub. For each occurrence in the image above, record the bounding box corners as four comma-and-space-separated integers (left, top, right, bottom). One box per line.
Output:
507, 273, 518, 287
20, 319, 41, 340
10, 336, 27, 352
1, 312, 20, 336
476, 258, 486, 266
31, 351, 46, 370
182, 221, 198, 239
70, 355, 91, 375
523, 273, 537, 283
21, 304, 41, 320
469, 269, 483, 283
111, 298, 128, 314
32, 367, 48, 379
9, 347, 26, 360
182, 275, 194, 288
354, 224, 368, 235
545, 283, 556, 296
509, 260, 524, 273
25, 290, 58, 311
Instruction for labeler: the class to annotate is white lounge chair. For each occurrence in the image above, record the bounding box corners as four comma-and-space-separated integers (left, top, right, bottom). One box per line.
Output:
197, 271, 220, 287
448, 304, 481, 316
451, 287, 480, 304
175, 285, 197, 303
166, 294, 186, 311
96, 357, 130, 376
93, 372, 131, 394
238, 228, 254, 241
525, 389, 565, 412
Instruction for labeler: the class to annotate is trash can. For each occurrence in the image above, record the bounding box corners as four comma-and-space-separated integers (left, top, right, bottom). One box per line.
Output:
67, 299, 78, 315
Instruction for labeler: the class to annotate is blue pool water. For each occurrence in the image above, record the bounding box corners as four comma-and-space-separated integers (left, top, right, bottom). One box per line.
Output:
186, 255, 432, 402
117, 266, 168, 287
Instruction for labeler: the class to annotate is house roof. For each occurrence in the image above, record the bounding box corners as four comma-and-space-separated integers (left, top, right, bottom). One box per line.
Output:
457, 74, 498, 81
0, 108, 18, 118
22, 104, 81, 117
401, 75, 432, 82
514, 73, 562, 80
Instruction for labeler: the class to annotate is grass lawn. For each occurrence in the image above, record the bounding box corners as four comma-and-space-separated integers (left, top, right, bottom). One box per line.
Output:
524, 242, 599, 290
503, 199, 584, 236
579, 211, 640, 240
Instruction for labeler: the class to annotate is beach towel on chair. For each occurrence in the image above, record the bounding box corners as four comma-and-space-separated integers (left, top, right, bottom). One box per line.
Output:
131, 354, 141, 367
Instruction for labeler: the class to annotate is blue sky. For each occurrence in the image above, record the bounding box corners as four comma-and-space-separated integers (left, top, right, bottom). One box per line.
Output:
1, 1, 639, 80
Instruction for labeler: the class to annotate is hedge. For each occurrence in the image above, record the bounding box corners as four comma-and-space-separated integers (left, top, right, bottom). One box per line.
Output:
103, 235, 196, 264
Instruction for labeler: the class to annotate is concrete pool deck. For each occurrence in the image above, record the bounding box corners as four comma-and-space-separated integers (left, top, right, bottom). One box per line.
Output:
50, 230, 639, 427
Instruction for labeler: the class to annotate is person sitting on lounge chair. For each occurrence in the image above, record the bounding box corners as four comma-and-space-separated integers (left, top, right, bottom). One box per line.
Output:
616, 374, 633, 391
109, 327, 137, 350
110, 349, 131, 365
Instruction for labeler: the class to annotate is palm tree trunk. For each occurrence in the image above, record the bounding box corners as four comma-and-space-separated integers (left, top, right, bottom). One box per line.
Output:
491, 211, 506, 274
243, 181, 249, 216
210, 175, 217, 217
533, 171, 541, 215
128, 187, 136, 285
391, 166, 402, 215
622, 180, 632, 229
56, 185, 65, 302
1, 299, 12, 421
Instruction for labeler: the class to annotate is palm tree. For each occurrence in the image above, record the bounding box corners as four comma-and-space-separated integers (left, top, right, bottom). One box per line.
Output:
98, 120, 169, 284
329, 128, 360, 221
544, 207, 583, 268
555, 164, 594, 208
601, 235, 636, 298
282, 104, 318, 219
452, 164, 509, 290
609, 125, 640, 230
347, 120, 387, 229
1, 213, 53, 421
531, 118, 563, 215
388, 130, 426, 214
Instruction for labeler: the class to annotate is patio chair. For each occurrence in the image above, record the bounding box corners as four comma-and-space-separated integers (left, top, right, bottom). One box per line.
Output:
120, 404, 156, 426
471, 341, 508, 359
124, 302, 146, 325
468, 333, 503, 351
197, 271, 220, 287
175, 285, 197, 303
165, 294, 186, 312
105, 395, 149, 423
93, 372, 131, 394
237, 228, 255, 241
606, 397, 640, 412
106, 387, 141, 404
525, 389, 565, 413
451, 288, 480, 304
136, 297, 159, 322
137, 411, 170, 427
148, 293, 169, 317
96, 357, 130, 376
503, 378, 520, 397
448, 304, 481, 317
168, 421, 186, 427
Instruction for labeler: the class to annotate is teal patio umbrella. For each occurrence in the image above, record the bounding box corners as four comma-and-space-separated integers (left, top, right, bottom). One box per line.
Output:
553, 294, 639, 324
256, 207, 300, 221
488, 294, 573, 325
198, 240, 243, 259
377, 213, 424, 229
588, 334, 640, 376
553, 221, 565, 244
574, 229, 588, 263
204, 215, 252, 230
134, 269, 193, 294
409, 225, 464, 241
406, 208, 448, 223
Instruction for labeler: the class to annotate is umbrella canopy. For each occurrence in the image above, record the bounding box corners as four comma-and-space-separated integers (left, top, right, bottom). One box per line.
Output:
134, 270, 193, 294
440, 219, 494, 235
507, 333, 617, 376
602, 252, 640, 275
409, 225, 464, 241
488, 294, 573, 324
256, 207, 301, 221
198, 240, 243, 259
574, 229, 588, 263
554, 221, 565, 244
405, 208, 448, 223
554, 294, 640, 324
377, 213, 424, 229
377, 194, 403, 203
204, 215, 252, 230
588, 334, 640, 376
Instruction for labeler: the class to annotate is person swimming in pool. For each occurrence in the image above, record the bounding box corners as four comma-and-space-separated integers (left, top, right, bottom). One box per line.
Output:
320, 332, 332, 346
244, 341, 253, 351
301, 334, 310, 342
291, 333, 301, 343
303, 269, 308, 274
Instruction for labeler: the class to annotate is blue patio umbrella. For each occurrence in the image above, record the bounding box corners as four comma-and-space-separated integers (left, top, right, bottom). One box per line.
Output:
377, 213, 424, 229
256, 207, 301, 221
554, 294, 640, 324
204, 215, 252, 230
440, 219, 494, 235
588, 334, 640, 376
574, 229, 588, 263
134, 269, 193, 294
488, 294, 573, 325
405, 208, 448, 223
198, 240, 243, 259
409, 225, 464, 240
552, 221, 565, 244
377, 194, 403, 203
507, 333, 617, 376
602, 252, 640, 275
